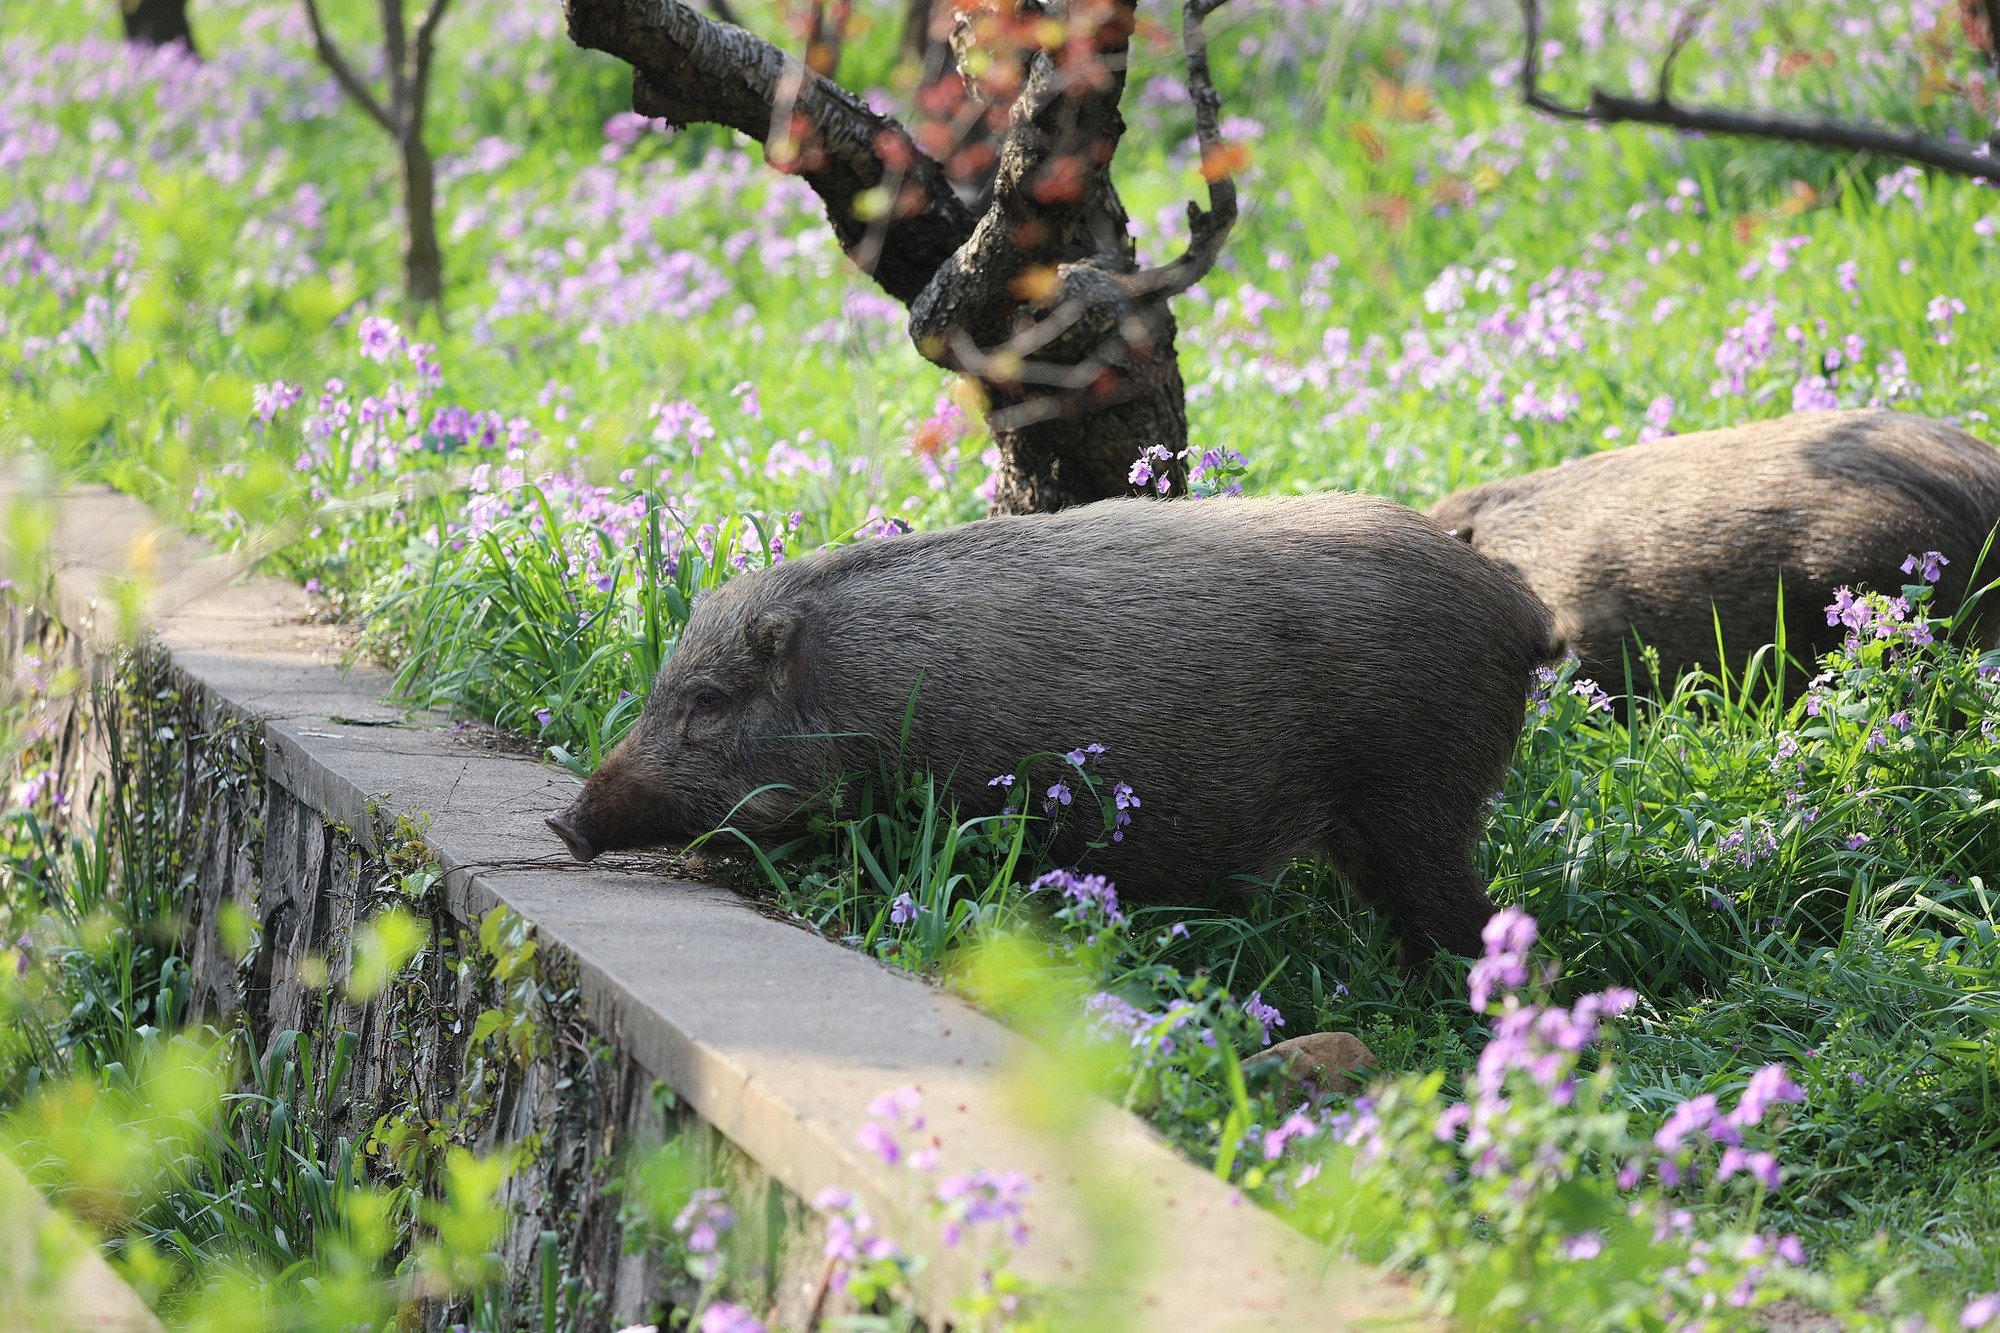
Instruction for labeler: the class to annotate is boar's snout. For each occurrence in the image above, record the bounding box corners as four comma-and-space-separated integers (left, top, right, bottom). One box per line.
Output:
546, 812, 599, 863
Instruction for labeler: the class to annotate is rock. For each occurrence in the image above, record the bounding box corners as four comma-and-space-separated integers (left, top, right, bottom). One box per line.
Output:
1253, 1031, 1380, 1099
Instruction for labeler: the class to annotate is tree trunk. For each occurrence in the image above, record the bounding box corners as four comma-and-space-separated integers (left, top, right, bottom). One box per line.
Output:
400, 132, 445, 310
985, 322, 1190, 513
566, 0, 1229, 514
121, 0, 197, 51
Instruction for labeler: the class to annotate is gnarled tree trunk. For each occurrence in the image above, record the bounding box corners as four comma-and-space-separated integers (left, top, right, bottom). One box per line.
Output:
121, 0, 197, 52
566, 0, 1242, 514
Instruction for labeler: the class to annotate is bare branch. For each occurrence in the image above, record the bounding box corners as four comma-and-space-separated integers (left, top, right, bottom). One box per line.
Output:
383, 0, 410, 113
1517, 0, 1589, 122
409, 0, 457, 136
1125, 0, 1240, 300
564, 0, 976, 303
1655, 0, 1712, 105
805, 0, 852, 78
1517, 0, 2000, 185
301, 0, 399, 134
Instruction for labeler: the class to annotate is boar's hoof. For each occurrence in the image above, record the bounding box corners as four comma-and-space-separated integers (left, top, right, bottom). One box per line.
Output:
546, 815, 598, 863
1248, 1031, 1380, 1099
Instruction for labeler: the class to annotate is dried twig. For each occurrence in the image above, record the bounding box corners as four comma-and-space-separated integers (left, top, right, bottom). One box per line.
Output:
301, 0, 397, 132
1125, 0, 1241, 299
1517, 0, 2000, 185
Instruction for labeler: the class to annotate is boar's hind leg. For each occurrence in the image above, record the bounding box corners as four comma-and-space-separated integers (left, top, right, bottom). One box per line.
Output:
1329, 821, 1496, 966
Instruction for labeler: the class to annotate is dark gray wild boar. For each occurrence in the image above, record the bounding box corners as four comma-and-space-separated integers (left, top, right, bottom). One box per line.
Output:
1428, 410, 2000, 694
547, 494, 1557, 959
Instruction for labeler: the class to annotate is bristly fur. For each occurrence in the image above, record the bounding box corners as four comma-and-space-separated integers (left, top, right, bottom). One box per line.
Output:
551, 493, 1558, 959
1429, 410, 2000, 693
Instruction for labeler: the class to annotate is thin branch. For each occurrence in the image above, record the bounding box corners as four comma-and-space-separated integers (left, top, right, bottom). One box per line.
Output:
1983, 0, 2000, 80
1125, 0, 1240, 299
1517, 0, 2000, 185
409, 0, 457, 136
805, 0, 851, 79
1517, 0, 1588, 121
1655, 0, 1712, 105
301, 0, 399, 133
382, 0, 410, 114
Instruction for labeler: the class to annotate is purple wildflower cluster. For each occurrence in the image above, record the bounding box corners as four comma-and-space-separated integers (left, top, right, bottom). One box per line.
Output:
1030, 868, 1124, 930
1646, 1065, 1804, 1192
1371, 906, 1806, 1211
1241, 991, 1286, 1046
1127, 443, 1251, 498
671, 1187, 735, 1280
825, 1085, 1033, 1316
1526, 660, 1613, 721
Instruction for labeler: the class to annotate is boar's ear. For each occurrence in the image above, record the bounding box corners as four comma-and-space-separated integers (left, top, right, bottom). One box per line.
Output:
745, 607, 801, 666
1445, 524, 1473, 543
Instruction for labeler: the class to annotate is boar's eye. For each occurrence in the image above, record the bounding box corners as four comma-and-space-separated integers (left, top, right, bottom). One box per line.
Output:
690, 689, 723, 713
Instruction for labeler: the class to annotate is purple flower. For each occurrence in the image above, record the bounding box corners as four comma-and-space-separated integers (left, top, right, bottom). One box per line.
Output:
1129, 444, 1173, 488
534, 707, 553, 729
889, 892, 919, 925
1569, 678, 1613, 712
1044, 780, 1072, 812
856, 1121, 901, 1166
1825, 587, 1869, 631
1903, 550, 1949, 584
935, 1169, 1031, 1250
699, 1305, 766, 1333
1654, 1093, 1721, 1154
1242, 991, 1285, 1045
1110, 781, 1140, 841
1845, 832, 1870, 851
1030, 869, 1124, 926
1927, 295, 1966, 345
357, 315, 402, 363
1962, 1293, 2000, 1329
1717, 1147, 1782, 1192
1559, 1232, 1604, 1261
1261, 1111, 1319, 1160
1467, 907, 1536, 1009
987, 773, 1015, 789
252, 380, 301, 422
1729, 1065, 1806, 1128
1065, 742, 1107, 767
672, 1188, 735, 1255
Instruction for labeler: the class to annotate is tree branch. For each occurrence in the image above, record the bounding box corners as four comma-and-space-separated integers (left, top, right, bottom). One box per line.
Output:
1518, 0, 2000, 184
301, 0, 400, 133
563, 0, 977, 303
409, 0, 456, 136
383, 0, 410, 114
1125, 0, 1239, 299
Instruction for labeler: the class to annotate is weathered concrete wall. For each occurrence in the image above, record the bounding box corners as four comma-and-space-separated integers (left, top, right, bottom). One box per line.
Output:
7, 605, 746, 1330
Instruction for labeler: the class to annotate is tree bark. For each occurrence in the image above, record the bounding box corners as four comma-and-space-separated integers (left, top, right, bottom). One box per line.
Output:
301, 0, 455, 313
121, 0, 197, 52
563, 0, 1243, 513
400, 133, 445, 309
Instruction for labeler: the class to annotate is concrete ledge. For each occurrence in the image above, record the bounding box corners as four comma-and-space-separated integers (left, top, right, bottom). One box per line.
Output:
12, 479, 1426, 1330
0, 1152, 163, 1333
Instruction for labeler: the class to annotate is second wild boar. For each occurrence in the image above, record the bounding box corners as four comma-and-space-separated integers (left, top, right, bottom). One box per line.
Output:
1428, 410, 2000, 694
